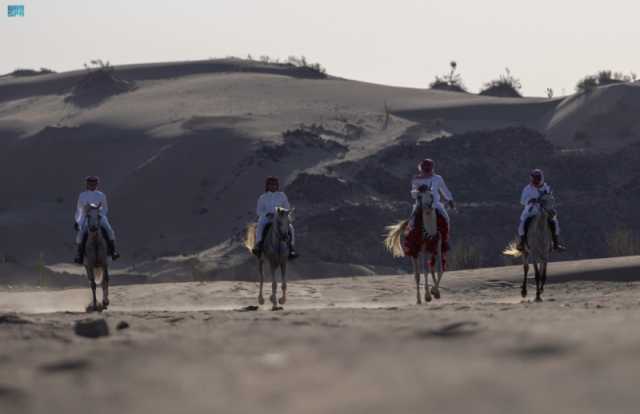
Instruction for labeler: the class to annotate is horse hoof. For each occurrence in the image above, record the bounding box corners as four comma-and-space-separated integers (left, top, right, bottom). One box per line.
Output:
272, 306, 283, 311
521, 289, 527, 298
258, 296, 265, 305
102, 299, 110, 309
425, 295, 432, 303
279, 297, 286, 305
86, 304, 97, 313
416, 299, 422, 305
431, 288, 441, 299
535, 297, 543, 303
270, 295, 277, 305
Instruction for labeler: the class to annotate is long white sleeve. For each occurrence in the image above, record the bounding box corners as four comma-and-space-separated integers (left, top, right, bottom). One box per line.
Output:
520, 186, 530, 206
75, 195, 84, 224
281, 193, 291, 210
256, 194, 267, 216
410, 178, 424, 199
437, 176, 453, 201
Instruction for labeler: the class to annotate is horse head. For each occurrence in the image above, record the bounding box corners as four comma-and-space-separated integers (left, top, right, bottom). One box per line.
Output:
417, 185, 435, 211
274, 207, 292, 241
539, 191, 557, 217
85, 203, 102, 232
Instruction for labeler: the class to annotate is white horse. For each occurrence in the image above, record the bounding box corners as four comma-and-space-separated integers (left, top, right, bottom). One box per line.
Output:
82, 203, 110, 312
503, 190, 556, 302
385, 187, 446, 304
245, 207, 294, 310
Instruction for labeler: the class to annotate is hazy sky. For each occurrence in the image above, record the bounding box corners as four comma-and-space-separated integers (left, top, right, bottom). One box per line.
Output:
3, 0, 639, 96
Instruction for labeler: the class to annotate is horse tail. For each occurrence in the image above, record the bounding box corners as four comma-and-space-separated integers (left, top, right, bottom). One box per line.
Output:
502, 240, 522, 257
384, 220, 408, 258
244, 223, 257, 252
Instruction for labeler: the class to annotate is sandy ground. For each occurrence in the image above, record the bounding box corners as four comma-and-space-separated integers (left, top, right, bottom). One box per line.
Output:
2, 257, 640, 414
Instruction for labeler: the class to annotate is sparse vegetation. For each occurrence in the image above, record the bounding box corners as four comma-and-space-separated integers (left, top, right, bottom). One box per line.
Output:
546, 88, 554, 98
479, 68, 523, 97
66, 59, 136, 106
576, 70, 637, 94
430, 61, 467, 93
606, 228, 640, 257
286, 55, 327, 76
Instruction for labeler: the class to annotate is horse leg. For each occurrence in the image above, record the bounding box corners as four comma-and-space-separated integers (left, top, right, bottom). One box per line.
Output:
521, 255, 529, 298
431, 243, 442, 299
424, 253, 432, 303
270, 263, 279, 310
257, 260, 265, 305
102, 267, 110, 309
412, 257, 421, 305
279, 262, 287, 305
534, 262, 542, 302
86, 268, 98, 312
541, 262, 547, 293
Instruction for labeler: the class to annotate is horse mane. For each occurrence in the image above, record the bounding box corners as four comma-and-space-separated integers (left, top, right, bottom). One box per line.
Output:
384, 220, 408, 258
244, 223, 257, 252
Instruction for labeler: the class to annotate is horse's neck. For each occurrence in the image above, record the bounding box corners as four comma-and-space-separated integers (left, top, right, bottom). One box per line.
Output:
529, 212, 551, 258
422, 209, 437, 236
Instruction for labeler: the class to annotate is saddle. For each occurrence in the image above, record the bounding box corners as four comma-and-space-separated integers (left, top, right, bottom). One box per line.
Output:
402, 208, 450, 258
523, 214, 555, 244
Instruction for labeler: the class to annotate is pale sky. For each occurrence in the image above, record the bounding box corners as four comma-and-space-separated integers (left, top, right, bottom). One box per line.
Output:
2, 0, 639, 96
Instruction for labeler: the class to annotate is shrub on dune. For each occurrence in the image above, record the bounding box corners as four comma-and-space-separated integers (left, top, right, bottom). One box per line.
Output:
575, 70, 637, 94
479, 68, 523, 97
429, 61, 468, 93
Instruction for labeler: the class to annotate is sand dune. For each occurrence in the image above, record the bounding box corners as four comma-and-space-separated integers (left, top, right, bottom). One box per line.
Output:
1, 59, 640, 282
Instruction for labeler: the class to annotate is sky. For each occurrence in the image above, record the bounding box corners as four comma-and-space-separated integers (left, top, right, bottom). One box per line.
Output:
2, 0, 639, 97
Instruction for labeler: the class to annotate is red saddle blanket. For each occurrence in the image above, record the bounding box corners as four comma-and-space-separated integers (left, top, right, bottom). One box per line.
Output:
402, 209, 450, 265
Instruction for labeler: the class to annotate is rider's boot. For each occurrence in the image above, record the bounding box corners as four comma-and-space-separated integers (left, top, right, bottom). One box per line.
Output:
551, 234, 566, 252
288, 241, 299, 260
107, 239, 120, 260
548, 219, 566, 252
74, 243, 85, 264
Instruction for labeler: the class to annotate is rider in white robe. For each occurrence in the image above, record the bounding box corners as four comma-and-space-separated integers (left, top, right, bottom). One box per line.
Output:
516, 169, 565, 252
252, 176, 298, 259
410, 159, 455, 224
74, 176, 120, 263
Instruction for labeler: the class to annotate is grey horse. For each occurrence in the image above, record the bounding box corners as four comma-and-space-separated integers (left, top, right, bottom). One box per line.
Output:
504, 191, 556, 302
245, 207, 294, 310
82, 203, 110, 312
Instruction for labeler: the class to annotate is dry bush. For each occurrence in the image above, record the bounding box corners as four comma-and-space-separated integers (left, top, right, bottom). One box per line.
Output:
430, 61, 467, 93
479, 68, 522, 97
576, 70, 636, 94
606, 228, 640, 257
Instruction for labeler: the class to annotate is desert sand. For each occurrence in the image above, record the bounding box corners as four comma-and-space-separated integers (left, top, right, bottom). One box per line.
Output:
2, 256, 640, 413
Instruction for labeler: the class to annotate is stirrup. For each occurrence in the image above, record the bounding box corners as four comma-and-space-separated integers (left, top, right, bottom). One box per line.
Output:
553, 243, 566, 252
288, 250, 299, 260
